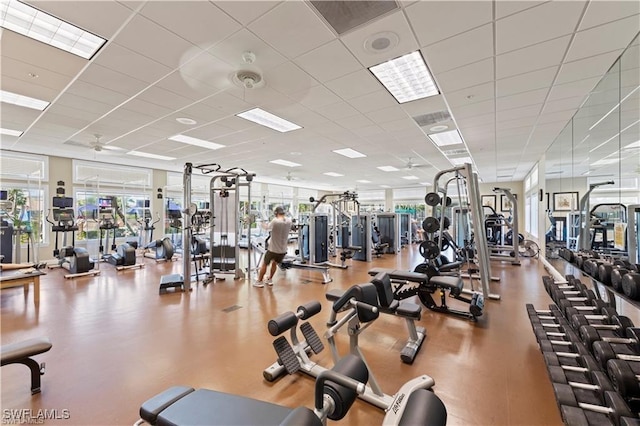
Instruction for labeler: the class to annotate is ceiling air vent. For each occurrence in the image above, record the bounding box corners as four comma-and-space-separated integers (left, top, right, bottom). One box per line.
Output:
413, 111, 451, 127
310, 1, 398, 35
442, 148, 468, 156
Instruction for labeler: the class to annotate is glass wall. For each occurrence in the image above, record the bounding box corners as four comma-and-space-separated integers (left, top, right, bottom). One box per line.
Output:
544, 33, 639, 254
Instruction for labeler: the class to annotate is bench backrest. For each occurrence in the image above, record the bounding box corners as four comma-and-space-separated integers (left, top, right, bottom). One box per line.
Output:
370, 272, 394, 308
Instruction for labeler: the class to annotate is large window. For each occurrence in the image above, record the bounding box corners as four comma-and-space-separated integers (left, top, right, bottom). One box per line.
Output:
524, 164, 539, 238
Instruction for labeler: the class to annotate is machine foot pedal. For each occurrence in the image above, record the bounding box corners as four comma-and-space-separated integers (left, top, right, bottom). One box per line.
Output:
300, 322, 324, 354
273, 336, 299, 375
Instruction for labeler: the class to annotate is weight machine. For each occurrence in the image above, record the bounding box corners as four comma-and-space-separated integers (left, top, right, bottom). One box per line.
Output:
375, 213, 400, 254
485, 187, 521, 265
628, 205, 640, 264
577, 180, 614, 251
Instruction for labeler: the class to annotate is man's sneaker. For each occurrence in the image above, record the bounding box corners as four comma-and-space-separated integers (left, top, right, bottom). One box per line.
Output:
265, 277, 273, 286
253, 281, 264, 288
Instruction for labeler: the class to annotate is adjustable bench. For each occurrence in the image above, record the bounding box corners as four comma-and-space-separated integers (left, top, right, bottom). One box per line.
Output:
368, 268, 484, 321
326, 272, 426, 364
1, 337, 52, 394
279, 256, 333, 284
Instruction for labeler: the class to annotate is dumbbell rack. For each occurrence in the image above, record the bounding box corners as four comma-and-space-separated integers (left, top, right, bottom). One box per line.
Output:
527, 274, 640, 425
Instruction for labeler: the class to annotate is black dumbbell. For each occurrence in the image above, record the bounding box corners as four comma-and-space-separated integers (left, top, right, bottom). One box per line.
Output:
533, 322, 580, 345
540, 338, 592, 357
549, 366, 614, 401
599, 261, 633, 286
562, 298, 608, 320
593, 328, 640, 369
579, 316, 636, 352
622, 273, 640, 300
555, 385, 634, 426
607, 358, 640, 399
570, 307, 623, 331
544, 351, 600, 374
612, 268, 632, 292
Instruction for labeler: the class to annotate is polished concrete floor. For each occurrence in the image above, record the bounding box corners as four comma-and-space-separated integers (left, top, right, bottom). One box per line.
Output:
1, 245, 563, 425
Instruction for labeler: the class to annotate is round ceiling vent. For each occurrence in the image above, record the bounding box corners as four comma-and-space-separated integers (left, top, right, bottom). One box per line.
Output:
364, 31, 399, 54
232, 70, 264, 89
429, 125, 449, 132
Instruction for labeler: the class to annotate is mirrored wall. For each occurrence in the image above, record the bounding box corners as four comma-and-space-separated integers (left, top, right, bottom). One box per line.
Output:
545, 33, 639, 255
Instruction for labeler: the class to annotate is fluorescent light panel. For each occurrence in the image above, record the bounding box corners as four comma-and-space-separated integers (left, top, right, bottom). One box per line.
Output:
419, 182, 432, 186
324, 172, 344, 177
270, 159, 301, 168
0, 0, 106, 59
380, 185, 391, 188
169, 134, 225, 150
369, 51, 439, 104
449, 156, 472, 166
428, 129, 463, 147
236, 108, 301, 133
0, 127, 23, 137
402, 175, 419, 180
592, 158, 619, 166
357, 179, 371, 183
333, 148, 366, 158
377, 165, 399, 172
128, 151, 175, 161
0, 89, 49, 110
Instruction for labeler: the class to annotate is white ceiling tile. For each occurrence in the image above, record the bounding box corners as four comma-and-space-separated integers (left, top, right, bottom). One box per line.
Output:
496, 104, 542, 122
496, 66, 558, 97
542, 96, 586, 114
496, 36, 570, 79
214, 1, 281, 26
423, 24, 493, 74
295, 40, 362, 83
334, 114, 375, 131
538, 109, 577, 125
155, 71, 222, 102
264, 62, 318, 97
237, 85, 295, 110
496, 88, 549, 111
399, 95, 449, 117
208, 29, 288, 73
495, 1, 547, 20
0, 75, 56, 104
454, 99, 495, 120
95, 43, 173, 84
140, 2, 241, 47
566, 15, 639, 62
405, 1, 492, 47
454, 112, 495, 129
0, 103, 41, 127
248, 2, 335, 59
200, 92, 252, 116
340, 11, 419, 68
556, 50, 624, 84
121, 99, 173, 119
65, 80, 129, 107
496, 117, 537, 131
378, 117, 417, 132
79, 64, 149, 97
1, 57, 73, 93
547, 77, 600, 102
496, 1, 585, 54
295, 85, 342, 110
325, 69, 381, 100
44, 104, 104, 124
113, 14, 198, 69
435, 58, 494, 93
183, 122, 236, 140
351, 125, 385, 138
579, 1, 640, 31
137, 86, 194, 110
56, 93, 114, 116
446, 82, 495, 107
367, 106, 409, 124
316, 101, 360, 121
348, 89, 397, 114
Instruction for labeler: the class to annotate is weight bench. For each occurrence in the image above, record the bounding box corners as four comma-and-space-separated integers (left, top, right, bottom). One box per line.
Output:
1, 337, 52, 394
368, 268, 484, 321
326, 272, 425, 364
279, 256, 333, 284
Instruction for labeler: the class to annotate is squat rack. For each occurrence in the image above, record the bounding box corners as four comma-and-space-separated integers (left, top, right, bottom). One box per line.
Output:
182, 163, 255, 291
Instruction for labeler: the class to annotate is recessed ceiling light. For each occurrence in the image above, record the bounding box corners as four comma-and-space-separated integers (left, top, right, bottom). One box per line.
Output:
357, 179, 371, 183
270, 159, 301, 168
402, 175, 419, 180
429, 125, 449, 132
0, 0, 107, 59
419, 182, 432, 186
377, 165, 399, 172
369, 51, 439, 104
428, 129, 463, 146
0, 127, 23, 137
333, 148, 366, 158
364, 31, 399, 54
324, 172, 344, 177
289, 151, 302, 156
236, 108, 302, 133
127, 151, 176, 161
0, 89, 49, 110
169, 134, 224, 150
380, 185, 391, 188
176, 117, 197, 125
28, 72, 38, 79
449, 156, 472, 166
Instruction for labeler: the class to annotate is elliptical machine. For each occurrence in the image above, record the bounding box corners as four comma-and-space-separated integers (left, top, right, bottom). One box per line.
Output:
141, 212, 174, 262
96, 197, 138, 269
46, 189, 98, 278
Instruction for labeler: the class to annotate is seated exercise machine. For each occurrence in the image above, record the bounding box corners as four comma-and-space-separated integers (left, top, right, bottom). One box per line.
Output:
263, 286, 444, 423
96, 197, 142, 270
136, 353, 446, 426
1, 337, 52, 394
326, 272, 425, 364
45, 191, 98, 279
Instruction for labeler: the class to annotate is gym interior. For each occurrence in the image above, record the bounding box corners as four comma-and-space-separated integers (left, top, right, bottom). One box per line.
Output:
1, 1, 639, 425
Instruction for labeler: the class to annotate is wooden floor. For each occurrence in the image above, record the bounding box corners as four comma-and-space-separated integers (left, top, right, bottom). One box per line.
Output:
1, 245, 564, 425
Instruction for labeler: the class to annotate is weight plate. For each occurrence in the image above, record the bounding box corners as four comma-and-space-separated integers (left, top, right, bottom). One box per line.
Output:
443, 196, 452, 207
422, 217, 440, 233
425, 192, 440, 206
418, 240, 440, 260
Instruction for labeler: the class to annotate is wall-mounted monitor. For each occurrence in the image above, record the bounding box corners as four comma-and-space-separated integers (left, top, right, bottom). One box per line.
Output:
53, 197, 74, 208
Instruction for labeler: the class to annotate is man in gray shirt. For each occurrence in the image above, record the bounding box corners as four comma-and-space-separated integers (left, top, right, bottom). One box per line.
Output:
255, 206, 292, 287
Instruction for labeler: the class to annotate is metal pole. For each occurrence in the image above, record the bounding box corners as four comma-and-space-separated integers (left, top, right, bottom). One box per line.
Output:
183, 163, 192, 291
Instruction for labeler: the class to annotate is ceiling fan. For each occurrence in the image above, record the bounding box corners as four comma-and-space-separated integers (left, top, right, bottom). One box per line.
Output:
403, 157, 428, 171
64, 134, 123, 154
285, 172, 300, 182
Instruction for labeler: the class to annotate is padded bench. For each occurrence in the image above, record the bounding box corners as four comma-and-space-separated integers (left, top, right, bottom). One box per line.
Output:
368, 267, 464, 295
1, 337, 52, 394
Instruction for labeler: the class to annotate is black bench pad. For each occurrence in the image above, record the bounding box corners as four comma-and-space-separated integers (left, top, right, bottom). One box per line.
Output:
1, 337, 52, 365
395, 302, 421, 320
398, 388, 447, 426
140, 386, 195, 424
326, 289, 420, 319
368, 268, 428, 283
430, 276, 463, 291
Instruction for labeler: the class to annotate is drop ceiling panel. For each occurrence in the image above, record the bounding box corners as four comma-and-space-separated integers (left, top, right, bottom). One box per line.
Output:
27, 0, 133, 39
496, 36, 570, 79
325, 68, 381, 100
112, 14, 197, 69
0, 104, 41, 127
558, 50, 625, 86
538, 109, 577, 125
541, 96, 587, 114
496, 117, 536, 131
207, 28, 287, 73
367, 105, 409, 124
79, 63, 149, 97
348, 89, 397, 114
39, 104, 103, 123
351, 125, 385, 138
172, 103, 230, 124
457, 112, 495, 129
423, 24, 493, 74
579, 2, 640, 31
294, 40, 362, 83
56, 93, 115, 115
95, 43, 173, 84
200, 92, 251, 116
399, 95, 448, 117
121, 98, 174, 119
214, 1, 281, 26
495, 1, 546, 20
496, 88, 548, 111
154, 71, 222, 102
334, 114, 375, 130
139, 1, 241, 47
182, 122, 236, 140
1, 57, 74, 92
0, 75, 57, 102
294, 85, 342, 110
566, 15, 640, 62
435, 58, 494, 93
379, 117, 417, 132
547, 77, 600, 102
248, 2, 335, 59
496, 1, 584, 55
340, 10, 419, 68
136, 86, 194, 110
496, 104, 542, 122
454, 99, 495, 119
445, 82, 495, 108
405, 1, 492, 47
264, 62, 318, 97
66, 80, 129, 107
496, 66, 558, 97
